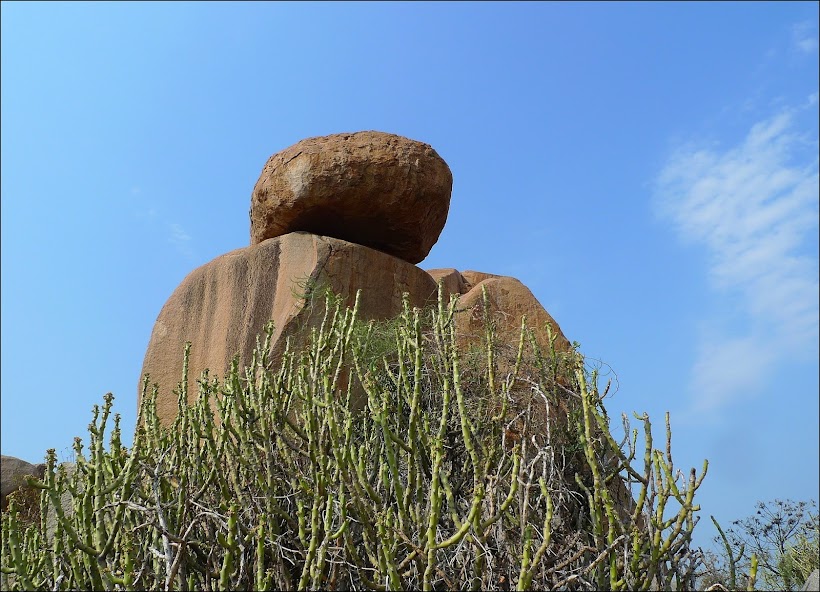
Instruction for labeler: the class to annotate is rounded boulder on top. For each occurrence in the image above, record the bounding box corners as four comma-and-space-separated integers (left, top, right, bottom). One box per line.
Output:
249, 131, 453, 265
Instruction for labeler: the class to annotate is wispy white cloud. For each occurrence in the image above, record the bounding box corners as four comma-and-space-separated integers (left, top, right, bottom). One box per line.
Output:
126, 186, 195, 259
689, 335, 777, 411
654, 100, 819, 412
168, 223, 191, 243
126, 186, 159, 220
168, 222, 195, 260
793, 21, 819, 54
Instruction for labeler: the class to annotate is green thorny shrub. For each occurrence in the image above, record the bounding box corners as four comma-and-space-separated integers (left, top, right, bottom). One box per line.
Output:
2, 287, 712, 591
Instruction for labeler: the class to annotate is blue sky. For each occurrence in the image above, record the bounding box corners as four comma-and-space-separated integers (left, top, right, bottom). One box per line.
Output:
2, 2, 817, 553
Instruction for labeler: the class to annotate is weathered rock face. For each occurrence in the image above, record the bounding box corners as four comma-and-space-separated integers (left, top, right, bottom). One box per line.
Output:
458, 274, 572, 355
140, 232, 439, 426
426, 267, 574, 435
425, 270, 637, 525
1, 455, 45, 510
427, 268, 575, 450
427, 268, 572, 356
427, 267, 470, 299
250, 131, 453, 264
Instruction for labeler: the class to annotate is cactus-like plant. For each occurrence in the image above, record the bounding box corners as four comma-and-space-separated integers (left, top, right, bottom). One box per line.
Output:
2, 286, 708, 590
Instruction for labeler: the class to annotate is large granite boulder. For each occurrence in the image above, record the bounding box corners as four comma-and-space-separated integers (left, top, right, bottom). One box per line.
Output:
140, 232, 439, 426
249, 131, 453, 264
1, 455, 45, 510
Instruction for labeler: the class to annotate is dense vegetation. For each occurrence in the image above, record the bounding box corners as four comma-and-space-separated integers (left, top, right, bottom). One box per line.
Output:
3, 288, 715, 590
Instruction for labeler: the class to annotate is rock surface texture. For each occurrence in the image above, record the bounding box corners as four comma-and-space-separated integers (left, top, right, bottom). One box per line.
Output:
142, 132, 571, 429
428, 268, 572, 355
425, 269, 635, 523
249, 131, 453, 264
140, 232, 439, 426
1, 455, 45, 510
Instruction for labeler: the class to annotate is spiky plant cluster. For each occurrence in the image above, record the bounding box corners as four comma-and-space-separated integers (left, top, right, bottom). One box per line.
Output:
2, 287, 707, 590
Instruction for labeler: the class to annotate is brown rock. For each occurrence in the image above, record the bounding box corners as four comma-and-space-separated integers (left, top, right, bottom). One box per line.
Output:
426, 268, 572, 354
460, 270, 501, 287
250, 131, 453, 264
455, 274, 572, 355
1, 455, 45, 510
140, 232, 439, 426
425, 267, 575, 433
427, 268, 470, 300
428, 270, 639, 525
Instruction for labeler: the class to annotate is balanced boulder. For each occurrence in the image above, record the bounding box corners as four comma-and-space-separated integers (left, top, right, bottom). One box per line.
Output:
140, 232, 439, 426
249, 131, 453, 264
143, 133, 573, 429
